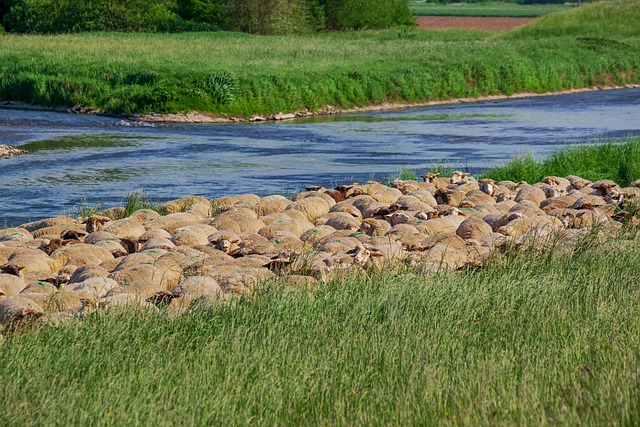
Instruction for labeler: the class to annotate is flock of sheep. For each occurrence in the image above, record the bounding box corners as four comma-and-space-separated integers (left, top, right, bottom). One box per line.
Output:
1, 171, 639, 327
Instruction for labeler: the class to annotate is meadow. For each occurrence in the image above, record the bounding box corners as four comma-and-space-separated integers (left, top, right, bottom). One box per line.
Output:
408, 1, 574, 17
1, 222, 638, 426
0, 0, 638, 117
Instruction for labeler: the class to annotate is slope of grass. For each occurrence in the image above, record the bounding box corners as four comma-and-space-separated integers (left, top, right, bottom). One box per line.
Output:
409, 1, 573, 17
0, 0, 638, 117
481, 137, 640, 186
1, 231, 639, 426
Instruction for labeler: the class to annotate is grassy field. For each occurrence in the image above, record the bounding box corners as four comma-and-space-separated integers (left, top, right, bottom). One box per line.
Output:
409, 1, 574, 17
1, 227, 639, 425
0, 0, 638, 117
482, 137, 640, 186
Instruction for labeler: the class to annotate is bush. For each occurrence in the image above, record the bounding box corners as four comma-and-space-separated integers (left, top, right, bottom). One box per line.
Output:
320, 0, 414, 30
3, 0, 180, 33
223, 0, 322, 35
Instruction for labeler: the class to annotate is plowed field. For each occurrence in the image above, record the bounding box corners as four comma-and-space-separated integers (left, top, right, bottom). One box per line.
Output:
416, 16, 535, 31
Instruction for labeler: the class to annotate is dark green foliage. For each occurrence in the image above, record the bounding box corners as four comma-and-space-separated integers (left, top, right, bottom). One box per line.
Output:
321, 0, 414, 30
3, 0, 179, 33
175, 0, 222, 24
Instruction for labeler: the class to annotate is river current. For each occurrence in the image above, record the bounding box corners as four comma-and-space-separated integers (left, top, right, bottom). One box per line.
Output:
1, 88, 639, 226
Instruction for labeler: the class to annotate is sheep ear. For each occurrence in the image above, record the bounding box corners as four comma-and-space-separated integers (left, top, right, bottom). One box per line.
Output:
384, 213, 393, 218
434, 173, 441, 177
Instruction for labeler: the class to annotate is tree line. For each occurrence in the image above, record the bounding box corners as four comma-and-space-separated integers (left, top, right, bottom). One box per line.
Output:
0, 0, 414, 34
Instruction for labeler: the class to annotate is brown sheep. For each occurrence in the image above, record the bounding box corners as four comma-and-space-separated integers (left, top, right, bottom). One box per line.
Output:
456, 217, 493, 241
514, 185, 547, 207
421, 172, 450, 189
359, 218, 392, 237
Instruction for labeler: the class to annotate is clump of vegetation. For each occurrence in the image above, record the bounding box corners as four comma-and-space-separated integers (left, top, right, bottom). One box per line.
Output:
482, 137, 640, 187
0, 0, 413, 34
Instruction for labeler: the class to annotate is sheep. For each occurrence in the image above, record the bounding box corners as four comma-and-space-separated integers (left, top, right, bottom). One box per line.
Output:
85, 215, 112, 233
542, 176, 571, 190
317, 236, 362, 253
169, 276, 222, 307
268, 231, 306, 254
144, 213, 201, 235
409, 190, 438, 207
0, 274, 27, 298
252, 195, 291, 217
508, 203, 547, 218
229, 232, 278, 258
0, 228, 33, 243
317, 212, 361, 231
210, 215, 265, 235
497, 215, 562, 238
412, 215, 466, 236
371, 187, 403, 204
20, 216, 78, 233
385, 224, 420, 239
421, 172, 451, 189
391, 179, 436, 195
514, 185, 547, 207
540, 195, 581, 213
588, 179, 620, 198
259, 217, 315, 239
208, 230, 242, 254
163, 196, 212, 218
434, 188, 467, 207
358, 218, 391, 237
7, 252, 53, 276
390, 195, 435, 213
171, 224, 218, 248
285, 197, 332, 223
69, 264, 110, 284
213, 194, 261, 212
139, 228, 172, 243
292, 190, 336, 208
459, 190, 496, 208
300, 226, 337, 243
0, 296, 44, 325
329, 201, 363, 220
456, 217, 493, 241
102, 218, 146, 239
566, 175, 591, 191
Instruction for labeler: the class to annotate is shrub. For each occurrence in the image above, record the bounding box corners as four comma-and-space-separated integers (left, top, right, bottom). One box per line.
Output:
223, 0, 320, 35
3, 0, 180, 33
320, 0, 414, 31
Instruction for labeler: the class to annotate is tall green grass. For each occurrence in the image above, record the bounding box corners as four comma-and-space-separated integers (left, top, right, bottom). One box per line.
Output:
0, 0, 638, 117
482, 137, 640, 186
1, 231, 639, 425
409, 1, 573, 17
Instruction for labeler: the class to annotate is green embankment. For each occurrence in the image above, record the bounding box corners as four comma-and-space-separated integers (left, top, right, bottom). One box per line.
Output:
408, 1, 573, 17
1, 230, 639, 425
0, 0, 638, 117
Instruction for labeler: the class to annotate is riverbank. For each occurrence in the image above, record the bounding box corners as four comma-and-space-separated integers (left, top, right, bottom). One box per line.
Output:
0, 1, 638, 120
2, 83, 639, 124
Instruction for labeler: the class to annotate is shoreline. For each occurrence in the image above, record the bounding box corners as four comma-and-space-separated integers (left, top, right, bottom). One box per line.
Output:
1, 83, 639, 124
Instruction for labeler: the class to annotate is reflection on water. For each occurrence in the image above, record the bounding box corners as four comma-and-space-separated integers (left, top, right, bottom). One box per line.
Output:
20, 134, 140, 152
1, 88, 640, 226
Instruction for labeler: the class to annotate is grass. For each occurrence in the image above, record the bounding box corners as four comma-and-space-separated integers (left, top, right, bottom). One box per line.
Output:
481, 137, 640, 186
0, 0, 638, 117
409, 1, 574, 17
1, 230, 639, 425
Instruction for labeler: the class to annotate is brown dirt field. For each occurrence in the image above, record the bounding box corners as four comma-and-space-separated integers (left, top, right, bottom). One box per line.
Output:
416, 16, 535, 31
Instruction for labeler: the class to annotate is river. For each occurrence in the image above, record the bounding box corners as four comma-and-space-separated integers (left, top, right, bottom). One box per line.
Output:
1, 88, 639, 227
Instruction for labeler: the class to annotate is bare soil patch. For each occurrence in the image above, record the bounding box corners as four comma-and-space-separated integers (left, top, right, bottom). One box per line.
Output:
416, 16, 535, 31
